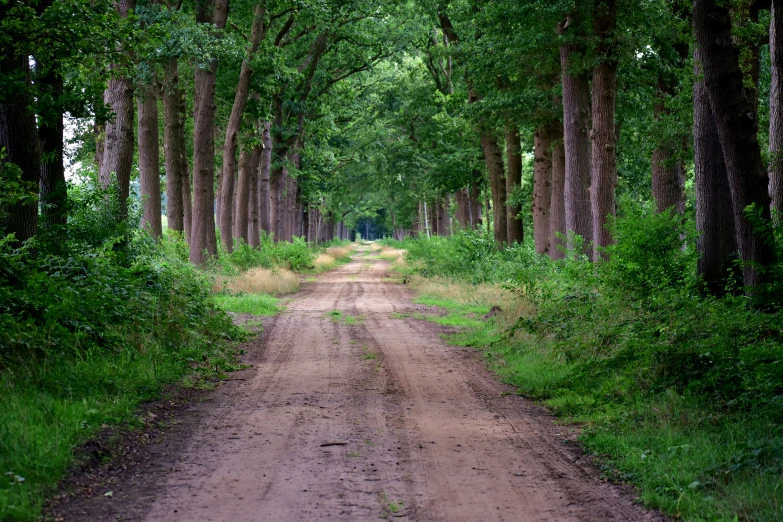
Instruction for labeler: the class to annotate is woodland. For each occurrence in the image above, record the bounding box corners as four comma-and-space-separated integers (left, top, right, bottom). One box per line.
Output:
2, 0, 783, 520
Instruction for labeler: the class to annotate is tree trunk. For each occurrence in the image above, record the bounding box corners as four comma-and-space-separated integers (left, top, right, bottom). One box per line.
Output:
190, 0, 229, 265
470, 170, 483, 229
549, 121, 567, 260
248, 142, 261, 247
440, 194, 451, 236
0, 53, 40, 243
694, 47, 738, 295
163, 57, 186, 234
219, 4, 265, 252
770, 0, 783, 215
99, 0, 136, 220
652, 77, 686, 214
506, 125, 524, 245
38, 62, 67, 229
234, 146, 252, 244
693, 0, 773, 291
480, 133, 507, 248
590, 0, 618, 261
183, 167, 192, 243
138, 84, 162, 239
533, 125, 553, 254
454, 188, 470, 229
258, 121, 272, 235
558, 19, 593, 254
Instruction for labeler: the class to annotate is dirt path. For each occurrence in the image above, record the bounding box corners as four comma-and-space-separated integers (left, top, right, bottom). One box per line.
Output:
53, 247, 663, 522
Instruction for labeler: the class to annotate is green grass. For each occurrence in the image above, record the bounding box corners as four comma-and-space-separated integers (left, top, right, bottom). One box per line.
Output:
213, 293, 281, 316
412, 295, 490, 315
0, 334, 240, 521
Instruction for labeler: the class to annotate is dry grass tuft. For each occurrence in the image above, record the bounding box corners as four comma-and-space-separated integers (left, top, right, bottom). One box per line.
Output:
214, 267, 299, 296
324, 245, 354, 260
407, 274, 518, 312
378, 246, 406, 262
314, 253, 337, 271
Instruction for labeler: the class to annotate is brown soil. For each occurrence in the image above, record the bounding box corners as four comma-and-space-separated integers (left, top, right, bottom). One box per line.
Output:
48, 246, 665, 522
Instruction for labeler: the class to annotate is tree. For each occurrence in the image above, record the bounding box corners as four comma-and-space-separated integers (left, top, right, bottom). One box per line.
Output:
693, 0, 774, 291
557, 12, 593, 255
190, 0, 229, 265
99, 0, 137, 220
590, 0, 618, 259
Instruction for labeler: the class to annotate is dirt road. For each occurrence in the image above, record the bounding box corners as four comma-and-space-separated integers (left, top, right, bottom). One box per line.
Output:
54, 247, 662, 521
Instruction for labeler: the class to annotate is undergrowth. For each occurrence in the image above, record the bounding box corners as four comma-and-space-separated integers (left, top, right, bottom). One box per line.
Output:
0, 185, 245, 521
384, 201, 783, 522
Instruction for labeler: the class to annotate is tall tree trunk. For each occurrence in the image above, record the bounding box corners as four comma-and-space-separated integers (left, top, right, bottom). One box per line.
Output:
470, 170, 483, 229
454, 188, 470, 228
163, 57, 186, 234
248, 142, 261, 247
0, 53, 40, 243
303, 207, 310, 243
258, 130, 272, 238
138, 84, 162, 238
99, 1, 136, 220
590, 0, 618, 260
505, 125, 524, 244
38, 62, 67, 229
558, 19, 593, 254
694, 0, 773, 291
480, 133, 507, 248
550, 121, 567, 260
652, 77, 686, 214
183, 167, 192, 243
233, 146, 252, 244
219, 4, 265, 252
694, 47, 738, 295
770, 0, 783, 215
533, 125, 553, 254
190, 0, 229, 265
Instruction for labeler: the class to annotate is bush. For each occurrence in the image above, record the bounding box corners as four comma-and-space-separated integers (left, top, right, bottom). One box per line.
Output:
0, 182, 243, 521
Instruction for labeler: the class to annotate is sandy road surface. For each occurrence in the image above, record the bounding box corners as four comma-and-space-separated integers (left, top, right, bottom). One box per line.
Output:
54, 247, 663, 522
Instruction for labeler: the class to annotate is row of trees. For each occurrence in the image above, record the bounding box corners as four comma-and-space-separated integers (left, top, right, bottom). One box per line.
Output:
2, 0, 782, 296
319, 0, 780, 296
1, 0, 415, 262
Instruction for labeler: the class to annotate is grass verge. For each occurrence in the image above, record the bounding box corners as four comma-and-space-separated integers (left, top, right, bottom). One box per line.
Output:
387, 236, 783, 522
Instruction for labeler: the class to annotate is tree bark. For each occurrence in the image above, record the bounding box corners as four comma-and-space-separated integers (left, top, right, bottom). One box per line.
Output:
0, 53, 40, 243
549, 121, 567, 260
505, 125, 524, 244
480, 133, 507, 248
248, 142, 261, 247
533, 125, 553, 254
693, 0, 773, 291
470, 169, 483, 229
163, 57, 185, 234
770, 0, 783, 215
259, 121, 272, 235
219, 4, 265, 252
38, 62, 67, 229
190, 0, 229, 265
558, 19, 593, 254
99, 0, 136, 220
138, 84, 162, 238
652, 77, 686, 214
183, 166, 192, 243
694, 47, 738, 295
590, 0, 618, 260
233, 146, 252, 244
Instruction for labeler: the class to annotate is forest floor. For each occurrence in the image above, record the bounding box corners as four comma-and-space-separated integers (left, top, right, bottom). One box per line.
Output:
47, 245, 665, 522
